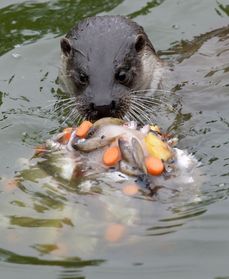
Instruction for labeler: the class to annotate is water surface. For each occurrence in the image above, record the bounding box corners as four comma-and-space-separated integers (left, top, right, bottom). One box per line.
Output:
0, 0, 229, 278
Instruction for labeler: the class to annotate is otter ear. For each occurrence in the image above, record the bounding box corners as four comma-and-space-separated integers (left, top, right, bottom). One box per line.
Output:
135, 34, 146, 52
60, 38, 72, 57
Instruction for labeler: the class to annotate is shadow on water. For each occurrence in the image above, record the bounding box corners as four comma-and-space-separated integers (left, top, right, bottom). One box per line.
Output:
0, 0, 123, 55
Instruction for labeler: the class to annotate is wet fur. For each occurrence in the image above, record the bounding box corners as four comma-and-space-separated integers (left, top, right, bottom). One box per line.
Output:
59, 16, 164, 122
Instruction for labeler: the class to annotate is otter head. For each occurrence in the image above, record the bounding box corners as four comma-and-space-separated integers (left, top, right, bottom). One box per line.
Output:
59, 16, 163, 121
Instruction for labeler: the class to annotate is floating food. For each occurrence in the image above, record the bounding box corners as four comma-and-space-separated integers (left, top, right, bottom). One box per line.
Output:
75, 120, 93, 138
103, 146, 122, 166
62, 127, 73, 143
144, 156, 164, 176
122, 184, 139, 196
144, 132, 173, 161
105, 223, 126, 242
35, 117, 199, 193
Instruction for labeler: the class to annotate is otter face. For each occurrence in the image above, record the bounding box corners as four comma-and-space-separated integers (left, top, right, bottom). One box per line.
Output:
59, 16, 162, 121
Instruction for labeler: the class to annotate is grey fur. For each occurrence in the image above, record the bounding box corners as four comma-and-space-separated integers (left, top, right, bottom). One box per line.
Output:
59, 16, 163, 120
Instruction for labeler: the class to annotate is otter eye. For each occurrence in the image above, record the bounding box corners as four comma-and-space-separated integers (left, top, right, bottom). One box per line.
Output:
115, 70, 128, 84
79, 72, 88, 85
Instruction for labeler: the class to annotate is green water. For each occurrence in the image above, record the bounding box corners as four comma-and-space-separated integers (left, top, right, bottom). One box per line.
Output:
0, 0, 229, 278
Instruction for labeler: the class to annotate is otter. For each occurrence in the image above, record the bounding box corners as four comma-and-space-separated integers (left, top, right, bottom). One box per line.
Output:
59, 15, 164, 121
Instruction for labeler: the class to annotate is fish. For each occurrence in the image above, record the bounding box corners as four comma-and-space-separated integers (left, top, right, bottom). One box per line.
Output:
33, 118, 199, 197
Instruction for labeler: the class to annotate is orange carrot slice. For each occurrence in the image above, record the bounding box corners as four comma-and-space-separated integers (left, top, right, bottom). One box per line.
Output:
145, 156, 164, 176
103, 146, 121, 166
62, 127, 73, 142
105, 223, 125, 242
3, 178, 19, 192
122, 184, 139, 196
76, 121, 93, 138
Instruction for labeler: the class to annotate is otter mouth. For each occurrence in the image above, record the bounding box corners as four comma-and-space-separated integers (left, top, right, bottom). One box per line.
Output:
77, 98, 130, 121
86, 103, 117, 121
87, 112, 119, 121
84, 109, 126, 121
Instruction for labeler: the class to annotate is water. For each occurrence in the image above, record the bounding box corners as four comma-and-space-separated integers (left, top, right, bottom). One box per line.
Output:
0, 0, 229, 278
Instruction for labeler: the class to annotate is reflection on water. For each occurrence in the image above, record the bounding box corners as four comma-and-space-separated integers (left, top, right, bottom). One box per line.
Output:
216, 2, 229, 16
0, 247, 104, 267
0, 0, 123, 55
0, 136, 204, 263
128, 0, 165, 18
158, 25, 229, 63
0, 0, 229, 278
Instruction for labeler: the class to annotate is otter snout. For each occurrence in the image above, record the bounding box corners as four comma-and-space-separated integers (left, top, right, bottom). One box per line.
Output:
89, 101, 116, 119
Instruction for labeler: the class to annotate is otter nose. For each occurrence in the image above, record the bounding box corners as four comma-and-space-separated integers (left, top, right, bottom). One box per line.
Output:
90, 101, 116, 119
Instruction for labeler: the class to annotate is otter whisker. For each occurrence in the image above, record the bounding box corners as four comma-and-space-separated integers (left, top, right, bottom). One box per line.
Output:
129, 106, 150, 124
132, 100, 157, 118
46, 98, 77, 114
131, 96, 167, 105
43, 98, 75, 110
130, 91, 174, 104
71, 112, 81, 125
130, 103, 154, 123
123, 111, 129, 120
135, 100, 176, 114
127, 109, 139, 123
130, 99, 153, 115
131, 88, 173, 95
130, 96, 177, 113
74, 114, 85, 125
131, 110, 147, 124
55, 100, 76, 110
147, 96, 176, 106
131, 93, 172, 102
123, 114, 130, 122
131, 89, 174, 99
53, 102, 76, 115
61, 108, 77, 126
130, 104, 155, 121
69, 110, 81, 124
127, 112, 134, 122
131, 88, 173, 94
47, 97, 76, 104
61, 99, 78, 108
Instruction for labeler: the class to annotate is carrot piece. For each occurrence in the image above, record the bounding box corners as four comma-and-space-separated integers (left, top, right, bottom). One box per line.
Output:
105, 223, 125, 242
63, 127, 73, 142
145, 156, 164, 176
3, 178, 19, 192
63, 127, 73, 133
76, 121, 93, 138
103, 146, 121, 166
122, 184, 139, 196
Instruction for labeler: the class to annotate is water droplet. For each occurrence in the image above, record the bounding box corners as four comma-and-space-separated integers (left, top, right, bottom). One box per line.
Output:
12, 53, 21, 59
